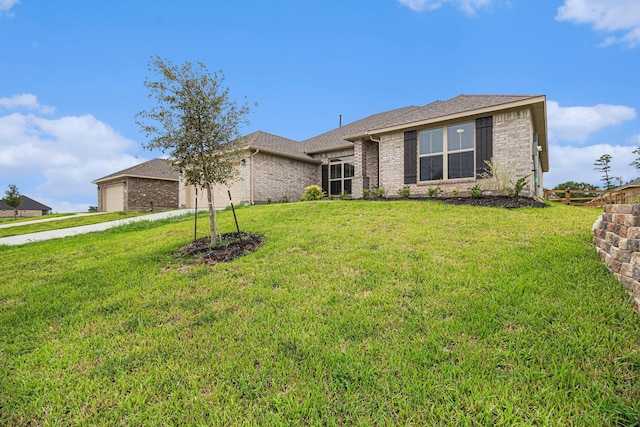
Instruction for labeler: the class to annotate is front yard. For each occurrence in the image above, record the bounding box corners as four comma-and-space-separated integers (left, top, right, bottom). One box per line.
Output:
0, 200, 638, 425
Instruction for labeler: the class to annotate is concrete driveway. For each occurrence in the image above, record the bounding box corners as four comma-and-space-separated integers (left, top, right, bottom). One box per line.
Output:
0, 209, 195, 246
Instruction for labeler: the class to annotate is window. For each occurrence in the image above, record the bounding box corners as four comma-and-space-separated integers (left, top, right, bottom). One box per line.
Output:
329, 156, 354, 195
419, 122, 474, 181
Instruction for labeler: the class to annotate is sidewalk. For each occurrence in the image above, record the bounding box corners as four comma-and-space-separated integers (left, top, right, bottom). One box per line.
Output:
0, 209, 195, 246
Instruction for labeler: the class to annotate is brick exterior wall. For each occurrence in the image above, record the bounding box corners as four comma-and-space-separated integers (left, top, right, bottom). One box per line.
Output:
0, 209, 47, 217
252, 152, 319, 203
376, 107, 539, 198
593, 204, 640, 311
97, 177, 178, 212
126, 177, 179, 212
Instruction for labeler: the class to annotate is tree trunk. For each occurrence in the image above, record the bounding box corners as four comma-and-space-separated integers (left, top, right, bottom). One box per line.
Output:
205, 183, 218, 246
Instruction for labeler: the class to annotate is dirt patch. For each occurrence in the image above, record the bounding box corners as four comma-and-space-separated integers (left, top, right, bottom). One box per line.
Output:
177, 232, 263, 265
438, 196, 548, 209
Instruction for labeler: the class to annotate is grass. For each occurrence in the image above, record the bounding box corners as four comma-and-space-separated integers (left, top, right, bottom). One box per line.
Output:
1, 200, 639, 425
0, 211, 150, 238
0, 213, 75, 224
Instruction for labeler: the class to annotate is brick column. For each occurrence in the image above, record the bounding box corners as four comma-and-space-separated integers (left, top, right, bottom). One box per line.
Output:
353, 139, 365, 199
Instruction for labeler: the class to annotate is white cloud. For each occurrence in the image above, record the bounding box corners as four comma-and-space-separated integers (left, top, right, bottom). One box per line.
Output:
398, 0, 493, 14
556, 0, 640, 47
0, 0, 19, 15
629, 134, 640, 144
545, 143, 637, 189
0, 94, 55, 114
547, 100, 636, 143
0, 105, 144, 211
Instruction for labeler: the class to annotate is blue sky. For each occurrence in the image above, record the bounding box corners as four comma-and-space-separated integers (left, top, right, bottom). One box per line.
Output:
1, 0, 639, 212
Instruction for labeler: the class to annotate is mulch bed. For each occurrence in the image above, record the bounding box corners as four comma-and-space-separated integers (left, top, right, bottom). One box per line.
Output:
438, 196, 548, 209
177, 232, 263, 265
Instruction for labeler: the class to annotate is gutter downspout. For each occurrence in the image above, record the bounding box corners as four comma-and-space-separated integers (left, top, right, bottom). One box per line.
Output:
250, 148, 260, 205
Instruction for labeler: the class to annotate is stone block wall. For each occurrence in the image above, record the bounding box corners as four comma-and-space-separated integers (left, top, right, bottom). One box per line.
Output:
593, 204, 640, 310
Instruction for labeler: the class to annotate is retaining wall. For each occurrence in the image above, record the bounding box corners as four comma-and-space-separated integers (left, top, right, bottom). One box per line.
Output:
593, 204, 640, 311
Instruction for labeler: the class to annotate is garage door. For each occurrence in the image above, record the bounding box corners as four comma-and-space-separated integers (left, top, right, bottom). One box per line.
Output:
104, 185, 124, 212
186, 182, 241, 209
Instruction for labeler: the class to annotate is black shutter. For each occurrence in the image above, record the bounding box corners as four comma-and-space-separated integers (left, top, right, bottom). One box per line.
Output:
475, 116, 493, 177
404, 130, 417, 184
321, 164, 328, 194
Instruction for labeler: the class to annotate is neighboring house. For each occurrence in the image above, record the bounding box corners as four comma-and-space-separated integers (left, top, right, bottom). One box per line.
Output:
94, 94, 549, 211
603, 178, 640, 204
92, 158, 180, 212
0, 196, 52, 217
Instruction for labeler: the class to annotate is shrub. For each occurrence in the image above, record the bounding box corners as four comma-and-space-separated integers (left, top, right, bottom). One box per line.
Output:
363, 188, 371, 198
397, 185, 411, 198
508, 175, 531, 197
427, 185, 443, 198
374, 185, 387, 198
480, 158, 514, 195
340, 192, 351, 200
280, 195, 289, 203
452, 189, 459, 196
300, 185, 325, 201
469, 184, 484, 198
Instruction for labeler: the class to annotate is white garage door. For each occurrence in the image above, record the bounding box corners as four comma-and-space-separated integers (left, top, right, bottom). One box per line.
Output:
104, 185, 124, 212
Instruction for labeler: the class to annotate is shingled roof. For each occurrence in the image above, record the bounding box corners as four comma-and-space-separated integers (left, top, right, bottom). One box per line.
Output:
243, 131, 318, 163
92, 158, 179, 184
300, 106, 421, 153
0, 196, 51, 211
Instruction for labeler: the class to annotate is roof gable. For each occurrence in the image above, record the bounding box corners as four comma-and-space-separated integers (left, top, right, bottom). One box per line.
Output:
93, 158, 179, 184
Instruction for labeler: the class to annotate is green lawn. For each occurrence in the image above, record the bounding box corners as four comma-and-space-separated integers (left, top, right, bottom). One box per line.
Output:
0, 213, 75, 225
1, 201, 639, 425
0, 211, 150, 238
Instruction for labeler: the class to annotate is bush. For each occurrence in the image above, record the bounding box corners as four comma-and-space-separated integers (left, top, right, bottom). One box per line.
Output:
508, 175, 531, 197
469, 184, 484, 198
427, 185, 443, 198
374, 185, 387, 198
397, 185, 411, 198
300, 185, 324, 201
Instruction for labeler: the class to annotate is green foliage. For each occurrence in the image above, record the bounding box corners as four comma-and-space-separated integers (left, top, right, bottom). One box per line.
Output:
340, 192, 351, 200
508, 174, 531, 197
362, 188, 371, 198
279, 195, 289, 203
631, 147, 640, 169
267, 198, 272, 204
397, 185, 411, 198
427, 185, 443, 198
300, 185, 324, 202
3, 184, 23, 220
594, 154, 616, 190
452, 189, 459, 196
469, 183, 484, 198
480, 158, 515, 195
88, 206, 98, 212
374, 185, 386, 198
135, 56, 253, 244
1, 202, 637, 425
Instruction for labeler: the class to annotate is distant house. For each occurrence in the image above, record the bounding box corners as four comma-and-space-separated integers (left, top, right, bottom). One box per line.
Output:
95, 94, 549, 211
0, 196, 52, 217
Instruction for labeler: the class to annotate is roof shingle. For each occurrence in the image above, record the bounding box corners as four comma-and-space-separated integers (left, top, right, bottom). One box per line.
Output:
93, 158, 179, 183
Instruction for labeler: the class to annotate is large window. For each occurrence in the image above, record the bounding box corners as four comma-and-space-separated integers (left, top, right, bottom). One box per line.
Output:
329, 156, 354, 195
419, 122, 474, 181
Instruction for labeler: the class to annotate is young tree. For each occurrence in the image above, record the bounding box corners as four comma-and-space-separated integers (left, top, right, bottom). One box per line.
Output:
3, 184, 23, 220
631, 147, 640, 169
554, 180, 599, 201
594, 154, 616, 190
136, 57, 252, 245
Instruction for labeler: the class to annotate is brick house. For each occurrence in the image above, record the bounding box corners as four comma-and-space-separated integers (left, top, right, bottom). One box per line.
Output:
0, 196, 52, 217
95, 94, 548, 211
